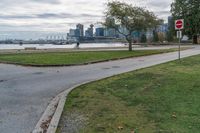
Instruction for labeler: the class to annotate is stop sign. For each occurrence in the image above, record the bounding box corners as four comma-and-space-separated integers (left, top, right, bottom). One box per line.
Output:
175, 19, 184, 30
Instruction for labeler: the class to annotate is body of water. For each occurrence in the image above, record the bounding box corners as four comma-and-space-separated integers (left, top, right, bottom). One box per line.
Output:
0, 43, 127, 50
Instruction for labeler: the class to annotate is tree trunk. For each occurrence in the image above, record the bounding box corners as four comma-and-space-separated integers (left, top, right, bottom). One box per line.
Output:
193, 35, 198, 44
128, 41, 132, 51
126, 35, 133, 51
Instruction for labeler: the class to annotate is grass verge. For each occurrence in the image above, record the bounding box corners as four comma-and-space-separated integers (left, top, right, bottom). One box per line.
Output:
57, 54, 200, 133
0, 48, 187, 66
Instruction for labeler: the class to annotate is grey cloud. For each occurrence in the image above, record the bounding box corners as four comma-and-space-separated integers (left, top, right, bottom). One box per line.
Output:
37, 13, 102, 19
31, 0, 61, 4
0, 22, 68, 33
0, 13, 102, 19
155, 11, 171, 15
147, 0, 170, 9
38, 13, 102, 19
0, 15, 34, 19
0, 0, 60, 9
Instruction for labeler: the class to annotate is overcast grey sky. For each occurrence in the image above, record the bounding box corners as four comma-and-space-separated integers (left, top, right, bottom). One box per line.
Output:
0, 0, 173, 39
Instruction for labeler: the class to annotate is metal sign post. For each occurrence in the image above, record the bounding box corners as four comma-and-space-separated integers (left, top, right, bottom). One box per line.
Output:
178, 30, 181, 60
175, 19, 184, 61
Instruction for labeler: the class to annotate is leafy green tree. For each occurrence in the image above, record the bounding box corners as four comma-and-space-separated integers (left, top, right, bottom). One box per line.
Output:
171, 0, 200, 44
103, 1, 160, 51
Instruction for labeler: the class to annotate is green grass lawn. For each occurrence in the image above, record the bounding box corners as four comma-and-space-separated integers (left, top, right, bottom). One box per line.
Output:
57, 55, 200, 133
0, 49, 183, 66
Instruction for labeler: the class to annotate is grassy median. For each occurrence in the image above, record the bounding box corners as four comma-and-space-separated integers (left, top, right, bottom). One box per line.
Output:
0, 48, 185, 66
57, 55, 200, 133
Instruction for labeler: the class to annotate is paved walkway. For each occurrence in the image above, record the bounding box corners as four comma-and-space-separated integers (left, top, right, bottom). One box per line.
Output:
0, 46, 200, 133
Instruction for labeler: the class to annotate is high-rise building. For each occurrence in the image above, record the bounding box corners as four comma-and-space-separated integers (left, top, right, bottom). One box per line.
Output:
76, 24, 84, 37
168, 16, 173, 29
69, 29, 76, 36
95, 28, 105, 37
104, 28, 116, 37
69, 29, 81, 37
74, 29, 80, 37
85, 24, 94, 37
157, 23, 168, 33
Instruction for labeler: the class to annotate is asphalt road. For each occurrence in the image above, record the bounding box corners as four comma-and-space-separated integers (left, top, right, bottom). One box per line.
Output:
0, 46, 200, 133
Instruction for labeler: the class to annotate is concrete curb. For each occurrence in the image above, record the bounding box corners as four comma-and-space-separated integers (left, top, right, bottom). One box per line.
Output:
46, 93, 67, 133
32, 92, 63, 133
32, 80, 101, 133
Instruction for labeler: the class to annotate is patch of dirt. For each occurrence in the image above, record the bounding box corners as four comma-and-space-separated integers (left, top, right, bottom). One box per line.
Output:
58, 112, 88, 133
40, 102, 58, 133
40, 116, 52, 133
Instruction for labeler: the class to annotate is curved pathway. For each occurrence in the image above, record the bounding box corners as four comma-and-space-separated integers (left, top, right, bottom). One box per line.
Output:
0, 46, 200, 133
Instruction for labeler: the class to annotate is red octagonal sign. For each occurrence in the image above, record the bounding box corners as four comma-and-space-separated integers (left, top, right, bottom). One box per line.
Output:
175, 19, 184, 30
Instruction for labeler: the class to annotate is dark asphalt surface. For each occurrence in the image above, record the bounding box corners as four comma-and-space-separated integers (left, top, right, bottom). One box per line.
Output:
0, 46, 200, 133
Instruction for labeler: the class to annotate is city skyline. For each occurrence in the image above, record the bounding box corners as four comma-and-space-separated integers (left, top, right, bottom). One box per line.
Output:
0, 0, 173, 39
